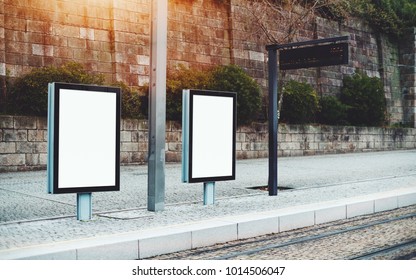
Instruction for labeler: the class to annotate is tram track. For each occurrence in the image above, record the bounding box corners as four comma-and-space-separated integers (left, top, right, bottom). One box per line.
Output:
148, 205, 416, 260
213, 213, 416, 260
351, 239, 416, 260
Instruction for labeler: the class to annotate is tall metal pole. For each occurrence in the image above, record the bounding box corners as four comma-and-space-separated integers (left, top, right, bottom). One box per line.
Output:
267, 48, 278, 196
148, 0, 167, 211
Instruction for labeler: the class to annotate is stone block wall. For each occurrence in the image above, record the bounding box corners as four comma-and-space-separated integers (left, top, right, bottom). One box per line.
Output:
0, 115, 184, 172
236, 123, 416, 159
167, 0, 232, 70
278, 124, 416, 157
119, 118, 182, 164
1, 115, 415, 172
0, 0, 151, 86
1, 0, 415, 126
0, 115, 48, 171
401, 28, 416, 127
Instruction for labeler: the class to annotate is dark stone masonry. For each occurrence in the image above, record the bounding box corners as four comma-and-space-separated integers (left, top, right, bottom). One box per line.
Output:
1, 115, 415, 172
1, 0, 416, 126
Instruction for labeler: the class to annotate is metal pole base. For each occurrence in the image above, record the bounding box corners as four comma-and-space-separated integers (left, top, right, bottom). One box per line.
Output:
77, 193, 92, 221
203, 182, 215, 205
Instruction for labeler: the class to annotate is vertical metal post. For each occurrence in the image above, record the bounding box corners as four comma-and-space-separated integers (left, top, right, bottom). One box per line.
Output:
148, 0, 168, 212
267, 48, 278, 196
47, 83, 54, 194
181, 90, 190, 183
203, 182, 215, 205
77, 193, 92, 221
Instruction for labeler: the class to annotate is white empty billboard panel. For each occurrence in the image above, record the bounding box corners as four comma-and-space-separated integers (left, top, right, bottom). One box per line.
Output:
58, 89, 117, 188
182, 90, 236, 183
48, 83, 121, 194
192, 95, 233, 178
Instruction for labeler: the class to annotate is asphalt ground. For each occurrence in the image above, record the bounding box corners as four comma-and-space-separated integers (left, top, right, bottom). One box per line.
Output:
1, 150, 416, 259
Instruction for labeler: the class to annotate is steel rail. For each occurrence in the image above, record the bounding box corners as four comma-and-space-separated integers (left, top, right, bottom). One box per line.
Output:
350, 239, 416, 260
212, 213, 416, 260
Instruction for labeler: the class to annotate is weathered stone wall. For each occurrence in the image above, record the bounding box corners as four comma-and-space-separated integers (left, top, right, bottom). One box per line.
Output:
0, 115, 48, 171
401, 28, 416, 127
167, 0, 232, 70
233, 12, 406, 124
1, 0, 151, 86
1, 115, 415, 172
1, 0, 415, 125
236, 122, 416, 158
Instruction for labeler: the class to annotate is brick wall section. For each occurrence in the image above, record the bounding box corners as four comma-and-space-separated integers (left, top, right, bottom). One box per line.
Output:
1, 115, 415, 172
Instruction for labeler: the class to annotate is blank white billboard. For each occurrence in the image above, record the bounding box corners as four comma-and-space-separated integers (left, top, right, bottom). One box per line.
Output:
182, 90, 236, 183
47, 83, 121, 194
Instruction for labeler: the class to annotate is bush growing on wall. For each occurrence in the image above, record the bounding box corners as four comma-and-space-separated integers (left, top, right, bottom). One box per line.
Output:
340, 72, 387, 126
165, 64, 263, 125
4, 62, 143, 119
208, 64, 262, 126
6, 62, 105, 116
318, 95, 349, 125
6, 62, 261, 125
280, 80, 320, 124
111, 81, 143, 119
166, 65, 211, 121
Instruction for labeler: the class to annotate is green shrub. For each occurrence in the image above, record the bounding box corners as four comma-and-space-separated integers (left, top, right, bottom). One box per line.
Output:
318, 95, 349, 125
0, 73, 11, 115
166, 65, 211, 121
7, 62, 105, 116
7, 62, 263, 124
166, 64, 262, 125
340, 72, 387, 126
112, 81, 142, 119
208, 64, 262, 126
6, 62, 146, 119
280, 80, 319, 124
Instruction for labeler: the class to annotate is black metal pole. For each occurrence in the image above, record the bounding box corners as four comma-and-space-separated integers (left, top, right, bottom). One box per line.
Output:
267, 48, 278, 196
265, 36, 349, 196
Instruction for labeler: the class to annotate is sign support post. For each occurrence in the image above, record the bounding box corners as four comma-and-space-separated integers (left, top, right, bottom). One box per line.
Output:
266, 36, 349, 196
182, 90, 236, 205
77, 193, 92, 221
47, 82, 120, 221
203, 182, 215, 205
266, 47, 278, 196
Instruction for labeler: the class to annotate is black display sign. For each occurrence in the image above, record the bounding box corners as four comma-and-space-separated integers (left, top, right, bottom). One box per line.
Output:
182, 89, 236, 183
279, 42, 348, 70
47, 83, 121, 194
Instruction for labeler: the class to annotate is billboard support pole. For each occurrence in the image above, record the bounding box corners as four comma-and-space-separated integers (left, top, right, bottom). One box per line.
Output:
77, 193, 92, 221
203, 182, 215, 205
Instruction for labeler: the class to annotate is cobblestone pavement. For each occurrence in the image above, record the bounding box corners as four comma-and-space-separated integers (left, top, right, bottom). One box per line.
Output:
148, 205, 416, 260
1, 150, 416, 254
1, 150, 416, 223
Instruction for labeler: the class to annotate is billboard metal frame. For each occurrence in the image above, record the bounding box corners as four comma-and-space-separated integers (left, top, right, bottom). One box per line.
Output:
47, 82, 121, 195
182, 89, 237, 184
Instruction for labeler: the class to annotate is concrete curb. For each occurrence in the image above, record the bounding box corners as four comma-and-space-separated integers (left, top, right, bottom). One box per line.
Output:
1, 187, 415, 260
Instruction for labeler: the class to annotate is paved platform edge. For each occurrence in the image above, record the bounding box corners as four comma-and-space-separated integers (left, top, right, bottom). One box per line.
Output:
1, 187, 416, 260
